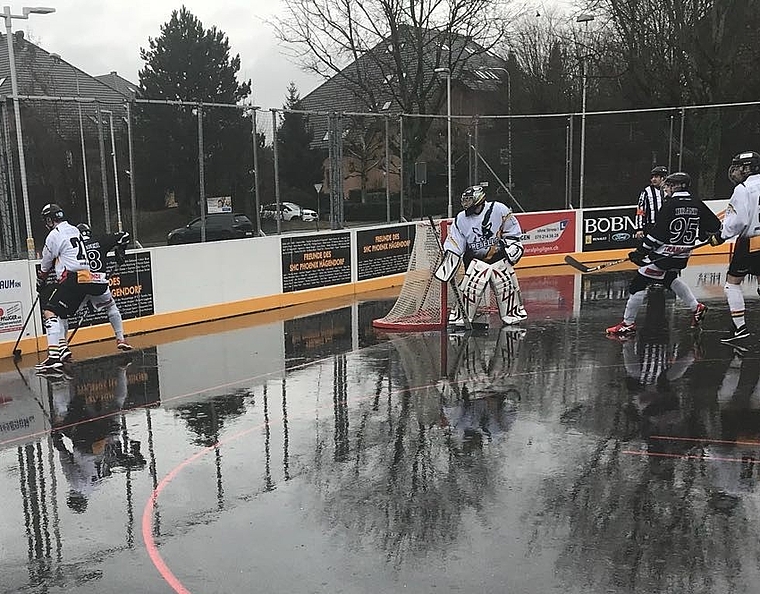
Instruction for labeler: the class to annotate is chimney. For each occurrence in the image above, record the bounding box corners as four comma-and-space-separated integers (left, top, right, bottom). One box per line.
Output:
110, 71, 117, 76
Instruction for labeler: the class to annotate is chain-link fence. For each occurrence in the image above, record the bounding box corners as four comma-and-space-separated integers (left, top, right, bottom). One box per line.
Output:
1, 96, 759, 261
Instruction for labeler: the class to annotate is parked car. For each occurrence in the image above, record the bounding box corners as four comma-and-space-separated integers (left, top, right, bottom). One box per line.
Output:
260, 202, 318, 222
167, 213, 254, 245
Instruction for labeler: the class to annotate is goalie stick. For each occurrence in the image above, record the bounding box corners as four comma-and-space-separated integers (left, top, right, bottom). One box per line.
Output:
564, 240, 712, 274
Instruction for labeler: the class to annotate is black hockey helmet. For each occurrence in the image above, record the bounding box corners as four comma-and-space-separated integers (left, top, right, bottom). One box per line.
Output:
663, 172, 691, 190
728, 150, 760, 185
40, 203, 65, 227
77, 223, 92, 240
461, 185, 486, 212
650, 165, 668, 178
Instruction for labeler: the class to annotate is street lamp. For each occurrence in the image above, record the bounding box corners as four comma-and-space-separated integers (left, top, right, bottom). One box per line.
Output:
434, 66, 452, 218
3, 6, 55, 259
576, 13, 594, 210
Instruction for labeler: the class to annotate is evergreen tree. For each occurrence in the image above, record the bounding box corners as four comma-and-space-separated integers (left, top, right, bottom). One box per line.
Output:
135, 6, 252, 214
277, 83, 324, 202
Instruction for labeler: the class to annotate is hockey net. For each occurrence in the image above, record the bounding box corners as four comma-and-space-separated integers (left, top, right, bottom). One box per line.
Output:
372, 219, 449, 331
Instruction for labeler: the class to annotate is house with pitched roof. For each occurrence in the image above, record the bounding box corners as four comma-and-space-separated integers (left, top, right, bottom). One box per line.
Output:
297, 25, 511, 205
0, 30, 134, 256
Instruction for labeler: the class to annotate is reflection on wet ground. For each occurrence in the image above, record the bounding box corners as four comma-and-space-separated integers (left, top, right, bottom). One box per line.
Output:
3, 260, 760, 593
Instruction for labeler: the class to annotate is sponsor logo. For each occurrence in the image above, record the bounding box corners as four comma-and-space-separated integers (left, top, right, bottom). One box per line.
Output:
583, 214, 636, 234
0, 279, 21, 290
522, 219, 569, 245
611, 232, 631, 242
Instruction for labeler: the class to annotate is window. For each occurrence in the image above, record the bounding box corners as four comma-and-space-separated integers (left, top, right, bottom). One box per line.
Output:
381, 101, 391, 110
384, 74, 395, 84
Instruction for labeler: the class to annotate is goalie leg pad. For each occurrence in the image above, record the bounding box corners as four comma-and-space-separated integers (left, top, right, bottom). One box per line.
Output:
434, 250, 462, 283
459, 259, 492, 323
490, 259, 522, 324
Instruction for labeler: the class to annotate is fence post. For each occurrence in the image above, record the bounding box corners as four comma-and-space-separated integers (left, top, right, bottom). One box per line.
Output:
251, 107, 262, 235
197, 103, 206, 242
271, 108, 281, 235
398, 114, 404, 222
678, 108, 685, 171
96, 102, 111, 233
125, 101, 138, 245
385, 115, 390, 223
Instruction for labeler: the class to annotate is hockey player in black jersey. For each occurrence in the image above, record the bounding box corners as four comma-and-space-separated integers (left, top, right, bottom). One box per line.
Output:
65, 224, 133, 353
606, 172, 721, 336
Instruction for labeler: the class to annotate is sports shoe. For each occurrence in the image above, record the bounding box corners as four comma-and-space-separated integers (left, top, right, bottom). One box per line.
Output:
691, 303, 708, 328
34, 356, 63, 371
59, 347, 73, 363
720, 325, 750, 343
116, 339, 133, 351
606, 321, 636, 335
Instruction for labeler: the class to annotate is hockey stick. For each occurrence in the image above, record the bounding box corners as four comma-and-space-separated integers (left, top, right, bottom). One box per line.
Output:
66, 304, 91, 347
12, 294, 40, 361
564, 240, 712, 274
428, 216, 472, 331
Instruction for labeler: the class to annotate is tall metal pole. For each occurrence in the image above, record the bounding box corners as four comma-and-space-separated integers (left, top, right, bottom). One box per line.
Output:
576, 14, 594, 211
446, 72, 452, 217
104, 110, 122, 232
4, 12, 32, 257
385, 115, 390, 223
75, 73, 91, 226
678, 108, 685, 171
271, 109, 281, 234
96, 103, 111, 233
197, 104, 206, 242
251, 108, 262, 235
125, 101, 138, 245
398, 114, 404, 222
2, 6, 55, 258
579, 55, 588, 210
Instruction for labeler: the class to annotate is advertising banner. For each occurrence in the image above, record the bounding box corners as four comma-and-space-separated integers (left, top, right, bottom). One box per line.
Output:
356, 224, 416, 281
582, 206, 638, 252
282, 233, 352, 292
207, 196, 232, 213
514, 210, 576, 256
0, 260, 33, 343
73, 251, 155, 330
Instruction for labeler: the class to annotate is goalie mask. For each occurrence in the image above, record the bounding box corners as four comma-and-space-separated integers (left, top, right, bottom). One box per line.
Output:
728, 150, 760, 186
461, 185, 486, 215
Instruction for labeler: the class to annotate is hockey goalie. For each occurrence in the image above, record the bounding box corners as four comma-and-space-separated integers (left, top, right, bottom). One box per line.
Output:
434, 185, 527, 328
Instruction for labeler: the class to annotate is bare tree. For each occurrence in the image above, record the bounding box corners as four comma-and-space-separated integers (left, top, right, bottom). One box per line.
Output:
583, 0, 760, 197
273, 0, 517, 208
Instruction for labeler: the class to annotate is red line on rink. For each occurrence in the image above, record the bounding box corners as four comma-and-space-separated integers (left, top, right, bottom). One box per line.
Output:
141, 424, 262, 594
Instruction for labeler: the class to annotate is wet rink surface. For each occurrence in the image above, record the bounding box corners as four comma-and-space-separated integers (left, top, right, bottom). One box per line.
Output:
3, 258, 760, 593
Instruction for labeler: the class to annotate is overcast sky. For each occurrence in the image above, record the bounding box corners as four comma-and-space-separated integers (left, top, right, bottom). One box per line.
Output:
18, 0, 324, 109
20, 1, 570, 109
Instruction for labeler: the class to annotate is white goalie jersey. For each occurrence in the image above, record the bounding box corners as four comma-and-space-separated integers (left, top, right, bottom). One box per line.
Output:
443, 201, 522, 263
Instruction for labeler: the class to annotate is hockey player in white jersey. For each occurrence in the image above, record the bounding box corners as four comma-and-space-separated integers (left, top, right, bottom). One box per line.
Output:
434, 185, 526, 327
36, 204, 108, 372
708, 150, 760, 343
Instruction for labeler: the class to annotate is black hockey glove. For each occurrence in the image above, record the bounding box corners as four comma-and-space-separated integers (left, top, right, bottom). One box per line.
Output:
628, 250, 649, 267
36, 270, 48, 293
